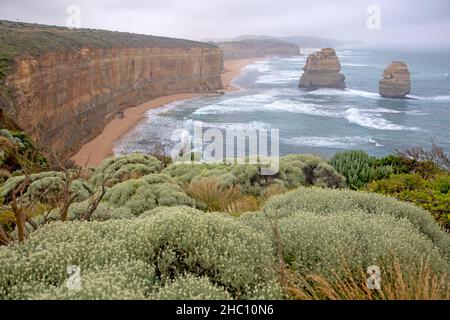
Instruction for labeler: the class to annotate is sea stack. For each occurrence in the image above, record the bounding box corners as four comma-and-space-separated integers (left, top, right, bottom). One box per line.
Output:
379, 61, 411, 98
299, 48, 346, 90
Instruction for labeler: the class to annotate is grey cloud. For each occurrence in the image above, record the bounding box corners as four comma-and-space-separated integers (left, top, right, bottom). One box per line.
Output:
0, 0, 449, 45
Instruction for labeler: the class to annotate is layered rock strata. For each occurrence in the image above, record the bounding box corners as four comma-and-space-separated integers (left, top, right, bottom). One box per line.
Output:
299, 48, 346, 90
0, 21, 223, 159
379, 61, 411, 98
217, 39, 299, 60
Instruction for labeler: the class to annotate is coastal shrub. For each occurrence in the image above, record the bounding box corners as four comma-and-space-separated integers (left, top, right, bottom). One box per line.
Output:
149, 274, 232, 300
40, 201, 134, 224
0, 129, 47, 176
102, 174, 196, 215
0, 209, 277, 299
90, 154, 163, 187
330, 150, 392, 189
263, 187, 450, 257
377, 155, 442, 178
163, 154, 345, 195
368, 173, 450, 229
276, 211, 450, 279
0, 172, 94, 205
279, 154, 346, 189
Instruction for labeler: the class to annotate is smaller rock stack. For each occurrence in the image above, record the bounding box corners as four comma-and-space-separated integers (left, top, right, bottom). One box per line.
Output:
299, 48, 346, 90
379, 61, 411, 98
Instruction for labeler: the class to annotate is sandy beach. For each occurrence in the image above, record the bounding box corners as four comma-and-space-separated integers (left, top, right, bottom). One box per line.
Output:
71, 58, 257, 167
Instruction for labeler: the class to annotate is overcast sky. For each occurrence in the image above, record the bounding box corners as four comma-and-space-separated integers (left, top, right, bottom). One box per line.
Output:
1, 0, 450, 45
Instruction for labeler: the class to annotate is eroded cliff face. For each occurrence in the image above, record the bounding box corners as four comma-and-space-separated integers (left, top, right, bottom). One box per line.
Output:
299, 48, 346, 90
379, 61, 411, 99
217, 39, 299, 60
3, 46, 223, 158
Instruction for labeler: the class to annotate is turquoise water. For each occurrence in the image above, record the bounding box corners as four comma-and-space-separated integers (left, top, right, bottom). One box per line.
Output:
115, 46, 450, 158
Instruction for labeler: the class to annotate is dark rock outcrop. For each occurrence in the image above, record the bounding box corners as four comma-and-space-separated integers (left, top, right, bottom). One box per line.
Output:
379, 61, 411, 99
299, 48, 345, 90
217, 39, 299, 60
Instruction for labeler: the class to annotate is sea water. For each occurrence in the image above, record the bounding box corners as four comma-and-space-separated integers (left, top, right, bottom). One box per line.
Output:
114, 46, 450, 158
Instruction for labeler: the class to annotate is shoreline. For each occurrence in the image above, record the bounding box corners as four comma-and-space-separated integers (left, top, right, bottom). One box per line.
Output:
71, 58, 257, 167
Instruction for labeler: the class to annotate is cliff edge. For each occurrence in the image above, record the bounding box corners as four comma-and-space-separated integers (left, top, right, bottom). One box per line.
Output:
0, 20, 223, 159
217, 39, 299, 60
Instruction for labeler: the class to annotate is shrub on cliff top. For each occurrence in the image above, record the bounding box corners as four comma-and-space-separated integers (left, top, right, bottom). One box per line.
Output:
1, 171, 93, 205
263, 187, 450, 257
368, 173, 450, 230
0, 208, 277, 299
279, 154, 346, 189
90, 154, 163, 187
330, 150, 392, 189
102, 174, 195, 215
162, 154, 345, 195
275, 211, 450, 280
40, 200, 134, 224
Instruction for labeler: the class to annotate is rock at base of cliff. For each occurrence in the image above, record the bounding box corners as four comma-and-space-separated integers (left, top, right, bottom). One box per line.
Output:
299, 48, 346, 90
379, 61, 411, 99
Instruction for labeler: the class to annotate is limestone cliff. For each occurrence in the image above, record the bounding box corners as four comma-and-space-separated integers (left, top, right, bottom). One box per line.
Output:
0, 21, 223, 159
217, 39, 299, 60
299, 48, 346, 90
379, 61, 411, 99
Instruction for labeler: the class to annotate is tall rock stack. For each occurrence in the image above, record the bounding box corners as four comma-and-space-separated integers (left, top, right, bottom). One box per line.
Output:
379, 61, 411, 98
299, 48, 346, 90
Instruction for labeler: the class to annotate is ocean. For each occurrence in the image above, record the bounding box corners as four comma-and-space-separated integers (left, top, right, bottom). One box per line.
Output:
114, 46, 450, 159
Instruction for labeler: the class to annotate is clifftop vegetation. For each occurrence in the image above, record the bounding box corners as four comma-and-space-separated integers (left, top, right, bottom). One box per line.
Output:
0, 140, 449, 299
0, 20, 218, 83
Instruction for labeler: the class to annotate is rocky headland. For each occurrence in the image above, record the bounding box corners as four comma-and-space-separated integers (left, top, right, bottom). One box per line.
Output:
0, 21, 223, 160
379, 61, 411, 99
299, 48, 346, 90
217, 39, 300, 60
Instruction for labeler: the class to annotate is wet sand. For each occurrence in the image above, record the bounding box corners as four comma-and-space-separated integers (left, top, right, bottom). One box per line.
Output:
71, 58, 257, 167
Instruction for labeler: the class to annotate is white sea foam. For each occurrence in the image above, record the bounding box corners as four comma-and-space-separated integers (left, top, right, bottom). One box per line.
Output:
342, 63, 372, 67
282, 136, 380, 148
306, 88, 381, 100
344, 108, 419, 131
200, 121, 271, 131
409, 95, 450, 101
255, 70, 300, 84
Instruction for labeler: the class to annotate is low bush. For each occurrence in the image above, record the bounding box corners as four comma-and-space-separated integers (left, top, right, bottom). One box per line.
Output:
330, 150, 392, 189
279, 154, 346, 189
0, 208, 278, 299
1, 172, 93, 205
102, 174, 196, 215
149, 274, 232, 300
163, 154, 345, 195
368, 173, 450, 229
40, 201, 134, 223
90, 154, 163, 187
263, 187, 450, 258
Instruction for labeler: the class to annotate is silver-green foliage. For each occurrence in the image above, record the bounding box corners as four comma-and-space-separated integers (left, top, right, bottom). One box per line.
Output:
0, 172, 93, 204
162, 154, 345, 195
278, 154, 346, 189
263, 187, 450, 258
277, 211, 450, 279
102, 174, 196, 215
149, 274, 232, 300
90, 154, 163, 187
41, 201, 134, 223
0, 207, 278, 299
